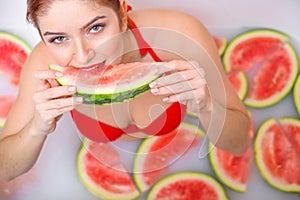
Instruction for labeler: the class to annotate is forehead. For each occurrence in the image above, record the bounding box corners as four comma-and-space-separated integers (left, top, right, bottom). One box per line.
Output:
38, 1, 116, 30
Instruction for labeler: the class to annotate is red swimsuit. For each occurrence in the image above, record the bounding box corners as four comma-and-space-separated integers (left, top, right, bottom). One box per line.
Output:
70, 15, 187, 142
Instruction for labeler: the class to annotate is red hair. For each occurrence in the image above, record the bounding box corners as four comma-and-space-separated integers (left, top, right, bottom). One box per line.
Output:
26, 0, 124, 28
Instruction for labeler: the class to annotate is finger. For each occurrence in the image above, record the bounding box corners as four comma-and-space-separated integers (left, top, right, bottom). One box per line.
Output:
151, 78, 206, 96
34, 70, 62, 90
151, 70, 198, 87
35, 96, 82, 111
156, 60, 204, 75
163, 87, 206, 105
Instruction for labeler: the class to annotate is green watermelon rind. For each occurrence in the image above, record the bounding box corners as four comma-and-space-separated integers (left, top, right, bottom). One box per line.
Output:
293, 75, 300, 115
76, 142, 140, 200
208, 142, 246, 193
254, 117, 300, 193
147, 172, 229, 200
228, 71, 248, 101
222, 28, 299, 108
49, 64, 160, 105
0, 31, 31, 54
132, 122, 204, 192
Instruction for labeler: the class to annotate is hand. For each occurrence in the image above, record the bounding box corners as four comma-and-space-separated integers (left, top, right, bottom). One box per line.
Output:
32, 70, 83, 135
149, 60, 209, 110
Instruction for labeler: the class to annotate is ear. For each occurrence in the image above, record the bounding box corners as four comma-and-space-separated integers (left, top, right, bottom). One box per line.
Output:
119, 0, 128, 32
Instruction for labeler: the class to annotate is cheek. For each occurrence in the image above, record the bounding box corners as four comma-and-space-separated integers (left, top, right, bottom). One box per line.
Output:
48, 47, 73, 66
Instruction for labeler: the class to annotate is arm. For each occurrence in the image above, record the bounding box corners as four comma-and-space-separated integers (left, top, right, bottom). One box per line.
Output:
0, 43, 82, 181
135, 9, 250, 155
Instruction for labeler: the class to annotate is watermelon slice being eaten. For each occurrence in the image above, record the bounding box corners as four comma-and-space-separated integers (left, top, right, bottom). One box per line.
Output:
223, 29, 299, 108
49, 62, 161, 105
0, 32, 31, 86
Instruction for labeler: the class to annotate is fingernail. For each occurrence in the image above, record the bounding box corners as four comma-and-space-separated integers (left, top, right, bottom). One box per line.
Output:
68, 86, 76, 92
149, 82, 156, 88
75, 97, 83, 103
151, 88, 159, 93
55, 72, 63, 77
162, 97, 169, 102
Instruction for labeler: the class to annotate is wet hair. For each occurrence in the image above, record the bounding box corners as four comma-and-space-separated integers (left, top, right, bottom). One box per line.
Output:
26, 0, 124, 28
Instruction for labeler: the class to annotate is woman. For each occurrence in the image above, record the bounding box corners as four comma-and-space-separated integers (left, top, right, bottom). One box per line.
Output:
0, 0, 250, 181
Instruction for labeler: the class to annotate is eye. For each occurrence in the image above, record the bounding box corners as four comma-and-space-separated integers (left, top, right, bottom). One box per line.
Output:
89, 23, 105, 33
49, 36, 67, 44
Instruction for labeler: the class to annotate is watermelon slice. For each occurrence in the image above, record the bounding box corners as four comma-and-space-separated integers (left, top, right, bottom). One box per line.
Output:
208, 113, 254, 192
49, 62, 161, 105
223, 29, 299, 108
213, 36, 227, 56
293, 75, 300, 115
76, 139, 140, 199
0, 96, 16, 128
227, 71, 248, 100
254, 117, 300, 192
0, 32, 31, 86
147, 172, 229, 200
133, 122, 204, 192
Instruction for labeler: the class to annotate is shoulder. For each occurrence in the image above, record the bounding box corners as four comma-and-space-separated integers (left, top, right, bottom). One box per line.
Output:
128, 9, 209, 38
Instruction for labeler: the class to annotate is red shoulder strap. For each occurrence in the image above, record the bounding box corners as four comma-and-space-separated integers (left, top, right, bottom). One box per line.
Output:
127, 5, 162, 62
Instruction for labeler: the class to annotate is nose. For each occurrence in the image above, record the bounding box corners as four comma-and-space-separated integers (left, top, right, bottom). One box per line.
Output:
72, 38, 95, 66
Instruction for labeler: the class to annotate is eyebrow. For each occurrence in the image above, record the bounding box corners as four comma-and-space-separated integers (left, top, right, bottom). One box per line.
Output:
43, 16, 106, 36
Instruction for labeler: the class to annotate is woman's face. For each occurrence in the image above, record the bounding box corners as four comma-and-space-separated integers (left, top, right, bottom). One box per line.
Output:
38, 0, 127, 68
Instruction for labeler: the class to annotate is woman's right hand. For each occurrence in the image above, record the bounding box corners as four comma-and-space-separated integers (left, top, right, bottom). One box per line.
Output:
32, 69, 83, 135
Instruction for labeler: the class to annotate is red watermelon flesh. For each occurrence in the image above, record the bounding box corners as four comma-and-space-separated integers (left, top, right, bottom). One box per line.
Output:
262, 122, 300, 184
133, 123, 203, 192
0, 96, 16, 127
156, 179, 219, 199
228, 37, 282, 71
77, 140, 139, 199
250, 47, 293, 100
209, 115, 254, 192
0, 33, 31, 86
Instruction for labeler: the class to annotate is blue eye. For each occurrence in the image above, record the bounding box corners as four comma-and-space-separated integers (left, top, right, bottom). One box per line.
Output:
89, 23, 105, 33
49, 36, 67, 44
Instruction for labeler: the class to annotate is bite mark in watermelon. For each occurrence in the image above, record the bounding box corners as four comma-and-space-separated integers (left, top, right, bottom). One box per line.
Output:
208, 112, 254, 192
254, 117, 300, 192
49, 62, 161, 105
0, 32, 31, 86
77, 139, 140, 199
147, 172, 229, 200
0, 96, 16, 128
223, 29, 299, 108
133, 122, 204, 192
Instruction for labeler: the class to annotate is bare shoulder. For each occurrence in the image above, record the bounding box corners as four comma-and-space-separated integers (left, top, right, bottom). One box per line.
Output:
129, 9, 210, 38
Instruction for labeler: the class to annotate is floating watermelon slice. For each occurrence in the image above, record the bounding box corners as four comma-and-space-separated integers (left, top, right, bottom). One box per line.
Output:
223, 29, 299, 108
213, 36, 227, 56
293, 75, 300, 115
208, 113, 254, 192
0, 96, 16, 128
49, 62, 161, 105
227, 71, 248, 100
0, 32, 31, 86
76, 139, 140, 199
133, 122, 204, 192
147, 172, 229, 200
254, 117, 300, 192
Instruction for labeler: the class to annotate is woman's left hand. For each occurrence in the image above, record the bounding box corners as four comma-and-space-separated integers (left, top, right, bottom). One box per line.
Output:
149, 60, 209, 110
